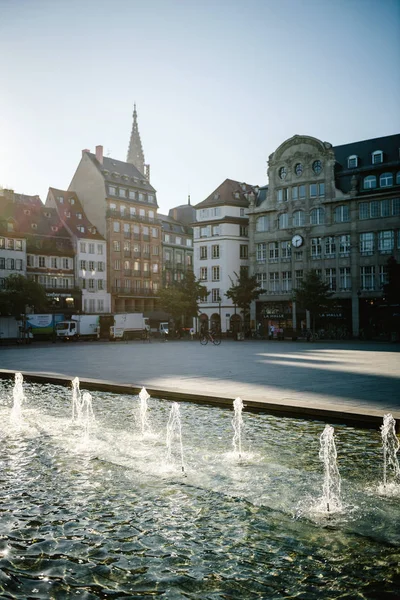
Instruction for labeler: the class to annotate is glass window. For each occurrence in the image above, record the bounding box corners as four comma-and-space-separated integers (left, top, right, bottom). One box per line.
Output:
109, 186, 116, 196
240, 245, 248, 259
396, 172, 400, 185
200, 246, 207, 259
113, 221, 120, 232
318, 183, 325, 196
380, 173, 393, 187
97, 244, 103, 255
311, 237, 322, 257
378, 230, 394, 253
256, 216, 268, 232
325, 236, 336, 256
379, 265, 388, 288
334, 205, 349, 223
292, 210, 305, 227
310, 207, 324, 225
380, 199, 391, 217
277, 189, 283, 202
310, 184, 317, 198
119, 188, 126, 198
200, 267, 207, 281
339, 267, 351, 290
15, 240, 22, 251
361, 266, 375, 290
325, 268, 336, 290
359, 202, 369, 219
278, 213, 289, 229
372, 150, 383, 164
269, 272, 279, 292
360, 232, 374, 254
212, 266, 220, 281
256, 243, 266, 261
212, 245, 220, 258
295, 270, 303, 288
393, 198, 400, 215
299, 185, 306, 199
347, 155, 358, 168
282, 271, 292, 292
113, 240, 120, 252
370, 201, 379, 218
363, 175, 377, 189
269, 242, 279, 260
339, 235, 350, 255
292, 186, 298, 201
281, 241, 291, 259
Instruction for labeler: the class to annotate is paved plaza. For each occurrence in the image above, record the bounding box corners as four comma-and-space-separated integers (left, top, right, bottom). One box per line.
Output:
1, 338, 399, 426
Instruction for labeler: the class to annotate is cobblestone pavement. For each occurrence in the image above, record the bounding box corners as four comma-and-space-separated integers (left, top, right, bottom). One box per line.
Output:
1, 338, 399, 422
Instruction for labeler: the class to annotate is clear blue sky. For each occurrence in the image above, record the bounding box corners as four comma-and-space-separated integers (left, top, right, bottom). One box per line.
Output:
1, 0, 399, 214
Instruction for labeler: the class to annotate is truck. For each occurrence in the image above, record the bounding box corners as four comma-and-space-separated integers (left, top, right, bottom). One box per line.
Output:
0, 317, 27, 343
56, 315, 99, 341
110, 313, 149, 341
25, 314, 65, 340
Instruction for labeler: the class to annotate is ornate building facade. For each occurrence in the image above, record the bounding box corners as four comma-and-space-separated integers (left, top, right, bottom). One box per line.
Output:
248, 134, 400, 337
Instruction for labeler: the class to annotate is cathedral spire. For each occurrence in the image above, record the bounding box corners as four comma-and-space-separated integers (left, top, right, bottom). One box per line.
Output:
127, 104, 145, 175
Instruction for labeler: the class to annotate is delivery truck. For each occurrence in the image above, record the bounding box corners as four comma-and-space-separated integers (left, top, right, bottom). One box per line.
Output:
110, 313, 149, 341
25, 314, 65, 340
56, 315, 99, 341
0, 317, 26, 343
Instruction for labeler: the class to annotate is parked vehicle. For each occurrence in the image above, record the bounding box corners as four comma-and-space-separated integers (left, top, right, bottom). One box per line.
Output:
110, 313, 150, 341
0, 317, 30, 343
26, 314, 65, 340
159, 322, 169, 337
56, 315, 99, 341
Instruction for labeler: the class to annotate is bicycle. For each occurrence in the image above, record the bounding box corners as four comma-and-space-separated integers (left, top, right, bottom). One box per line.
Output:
199, 330, 221, 345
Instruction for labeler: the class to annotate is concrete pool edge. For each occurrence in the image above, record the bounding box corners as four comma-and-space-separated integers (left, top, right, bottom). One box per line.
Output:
1, 368, 397, 431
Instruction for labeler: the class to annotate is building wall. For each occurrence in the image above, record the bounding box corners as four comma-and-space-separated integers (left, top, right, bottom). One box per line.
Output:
69, 153, 107, 236
249, 135, 400, 337
77, 238, 111, 313
0, 235, 26, 286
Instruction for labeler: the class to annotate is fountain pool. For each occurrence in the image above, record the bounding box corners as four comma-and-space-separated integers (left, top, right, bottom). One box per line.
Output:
0, 377, 399, 599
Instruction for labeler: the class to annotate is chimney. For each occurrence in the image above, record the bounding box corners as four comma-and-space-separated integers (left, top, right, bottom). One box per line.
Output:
95, 145, 104, 164
82, 148, 90, 157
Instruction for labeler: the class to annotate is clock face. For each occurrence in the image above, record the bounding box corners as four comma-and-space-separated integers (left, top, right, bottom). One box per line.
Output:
312, 160, 322, 174
291, 234, 303, 248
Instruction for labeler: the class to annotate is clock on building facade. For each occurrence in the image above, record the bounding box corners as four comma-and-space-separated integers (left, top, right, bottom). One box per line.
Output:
291, 234, 303, 248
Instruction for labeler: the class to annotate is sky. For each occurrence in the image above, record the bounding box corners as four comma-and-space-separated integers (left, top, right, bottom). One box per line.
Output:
1, 0, 399, 215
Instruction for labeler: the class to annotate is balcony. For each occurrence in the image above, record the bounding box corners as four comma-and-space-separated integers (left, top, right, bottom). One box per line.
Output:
133, 251, 141, 258
124, 269, 132, 276
124, 250, 131, 257
133, 269, 141, 276
112, 286, 157, 297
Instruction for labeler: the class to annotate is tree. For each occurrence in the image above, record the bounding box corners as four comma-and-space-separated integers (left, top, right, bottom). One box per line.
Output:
0, 274, 48, 318
225, 270, 265, 328
293, 270, 334, 333
157, 272, 207, 328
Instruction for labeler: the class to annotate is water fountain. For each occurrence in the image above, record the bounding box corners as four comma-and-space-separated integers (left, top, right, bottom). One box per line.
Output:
318, 424, 342, 513
380, 412, 400, 493
138, 386, 152, 436
232, 396, 244, 459
9, 371, 24, 426
1, 373, 399, 598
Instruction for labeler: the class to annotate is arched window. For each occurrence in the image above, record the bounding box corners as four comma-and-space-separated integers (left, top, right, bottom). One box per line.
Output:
372, 150, 383, 164
380, 173, 393, 188
363, 175, 377, 189
347, 155, 358, 169
278, 213, 289, 229
292, 210, 305, 227
396, 171, 400, 185
310, 207, 325, 225
256, 216, 268, 232
334, 205, 350, 223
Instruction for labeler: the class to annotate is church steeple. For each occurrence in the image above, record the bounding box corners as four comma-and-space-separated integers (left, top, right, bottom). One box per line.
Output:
127, 104, 145, 175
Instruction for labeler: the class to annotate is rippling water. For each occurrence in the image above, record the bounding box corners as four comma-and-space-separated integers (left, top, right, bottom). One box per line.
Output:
0, 380, 399, 599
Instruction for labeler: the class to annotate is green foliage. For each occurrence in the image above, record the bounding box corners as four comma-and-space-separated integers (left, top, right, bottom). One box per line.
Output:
157, 272, 207, 326
225, 270, 265, 318
0, 274, 48, 318
293, 270, 334, 330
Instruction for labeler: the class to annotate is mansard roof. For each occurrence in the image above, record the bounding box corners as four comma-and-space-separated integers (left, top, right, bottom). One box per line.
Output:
333, 133, 400, 193
158, 213, 191, 235
87, 153, 156, 194
194, 178, 255, 209
48, 188, 105, 240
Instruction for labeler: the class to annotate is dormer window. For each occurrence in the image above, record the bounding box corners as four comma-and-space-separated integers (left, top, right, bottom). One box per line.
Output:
234, 192, 240, 199
24, 209, 30, 215
51, 225, 58, 232
69, 198, 75, 205
44, 212, 51, 218
112, 171, 119, 178
380, 173, 393, 188
213, 193, 219, 200
78, 226, 85, 233
58, 196, 64, 202
363, 175, 377, 189
31, 223, 37, 229
77, 212, 82, 219
372, 150, 383, 164
7, 222, 14, 232
65, 211, 71, 218
347, 155, 358, 169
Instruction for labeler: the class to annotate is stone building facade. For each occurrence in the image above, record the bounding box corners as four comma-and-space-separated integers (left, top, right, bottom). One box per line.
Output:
193, 179, 256, 334
248, 134, 400, 338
